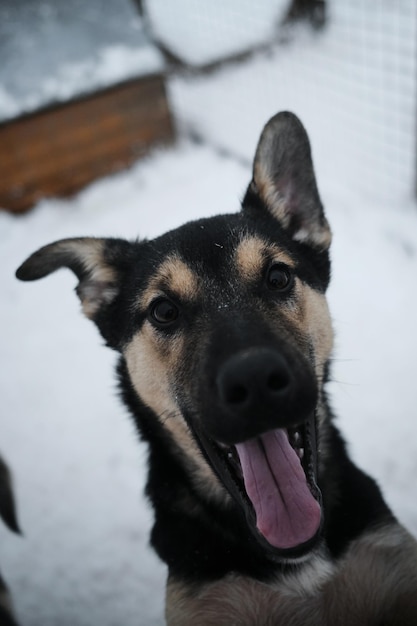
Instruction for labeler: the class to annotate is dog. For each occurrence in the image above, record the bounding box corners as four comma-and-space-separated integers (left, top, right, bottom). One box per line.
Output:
0, 457, 20, 626
16, 112, 417, 625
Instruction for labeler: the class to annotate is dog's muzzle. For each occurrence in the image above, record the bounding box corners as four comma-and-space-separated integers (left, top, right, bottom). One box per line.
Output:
191, 346, 323, 560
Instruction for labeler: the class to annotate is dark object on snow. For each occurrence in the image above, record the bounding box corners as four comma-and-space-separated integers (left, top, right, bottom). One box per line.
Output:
0, 596, 19, 626
283, 0, 327, 30
0, 458, 20, 535
0, 456, 21, 626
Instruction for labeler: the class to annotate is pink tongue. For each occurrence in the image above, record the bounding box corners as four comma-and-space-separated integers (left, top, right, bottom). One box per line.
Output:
235, 429, 321, 550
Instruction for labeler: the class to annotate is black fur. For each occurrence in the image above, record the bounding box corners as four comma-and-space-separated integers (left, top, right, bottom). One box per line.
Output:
16, 112, 417, 623
0, 602, 19, 626
118, 357, 393, 581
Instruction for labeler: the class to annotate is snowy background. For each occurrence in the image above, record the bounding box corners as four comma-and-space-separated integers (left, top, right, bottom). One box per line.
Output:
0, 0, 163, 121
1, 1, 417, 625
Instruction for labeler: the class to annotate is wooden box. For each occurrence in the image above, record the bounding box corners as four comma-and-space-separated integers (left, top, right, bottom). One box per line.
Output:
0, 74, 174, 213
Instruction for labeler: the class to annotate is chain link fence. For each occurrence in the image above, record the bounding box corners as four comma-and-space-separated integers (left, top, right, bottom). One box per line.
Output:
145, 0, 417, 206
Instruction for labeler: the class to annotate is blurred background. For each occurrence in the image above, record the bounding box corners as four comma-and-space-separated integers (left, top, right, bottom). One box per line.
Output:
1, 1, 417, 625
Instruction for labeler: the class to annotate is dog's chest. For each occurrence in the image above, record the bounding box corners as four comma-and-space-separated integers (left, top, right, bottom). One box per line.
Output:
166, 558, 332, 626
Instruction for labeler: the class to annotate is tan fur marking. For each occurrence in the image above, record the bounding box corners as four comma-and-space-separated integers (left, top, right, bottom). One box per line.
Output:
58, 239, 118, 319
251, 174, 332, 250
124, 327, 227, 504
124, 326, 181, 422
235, 236, 267, 283
235, 236, 294, 283
60, 239, 116, 284
276, 281, 333, 396
141, 255, 199, 310
293, 224, 332, 250
303, 286, 334, 380
252, 168, 291, 228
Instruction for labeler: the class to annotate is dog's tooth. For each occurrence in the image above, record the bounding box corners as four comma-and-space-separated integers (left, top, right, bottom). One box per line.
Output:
292, 431, 302, 448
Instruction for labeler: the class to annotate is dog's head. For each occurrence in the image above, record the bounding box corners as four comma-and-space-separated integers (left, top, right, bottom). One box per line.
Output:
17, 112, 333, 562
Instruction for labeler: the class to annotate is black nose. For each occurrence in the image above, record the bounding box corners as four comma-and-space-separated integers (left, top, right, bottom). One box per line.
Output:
217, 347, 292, 416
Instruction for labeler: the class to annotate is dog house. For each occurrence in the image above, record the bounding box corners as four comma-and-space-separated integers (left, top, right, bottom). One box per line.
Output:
0, 0, 174, 213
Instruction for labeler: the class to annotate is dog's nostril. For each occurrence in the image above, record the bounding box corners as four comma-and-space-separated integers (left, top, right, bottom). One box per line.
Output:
226, 384, 249, 405
217, 349, 293, 413
267, 371, 290, 392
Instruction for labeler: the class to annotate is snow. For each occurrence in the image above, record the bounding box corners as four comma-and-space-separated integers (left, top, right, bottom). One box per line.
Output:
168, 0, 417, 204
1, 2, 417, 626
0, 0, 164, 122
145, 0, 288, 66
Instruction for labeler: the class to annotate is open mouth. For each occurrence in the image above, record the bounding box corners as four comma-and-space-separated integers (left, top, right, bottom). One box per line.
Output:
195, 417, 322, 559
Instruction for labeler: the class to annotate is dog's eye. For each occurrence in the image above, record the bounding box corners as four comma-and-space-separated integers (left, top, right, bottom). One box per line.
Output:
149, 298, 179, 326
266, 264, 293, 292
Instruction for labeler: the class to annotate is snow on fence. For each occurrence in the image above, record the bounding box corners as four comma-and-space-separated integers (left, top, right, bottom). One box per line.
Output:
146, 0, 417, 206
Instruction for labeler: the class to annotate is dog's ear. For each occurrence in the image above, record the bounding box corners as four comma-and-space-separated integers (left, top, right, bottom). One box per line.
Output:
16, 237, 134, 321
248, 111, 331, 250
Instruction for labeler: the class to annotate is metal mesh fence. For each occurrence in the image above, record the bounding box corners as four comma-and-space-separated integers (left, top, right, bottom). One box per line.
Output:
147, 0, 417, 205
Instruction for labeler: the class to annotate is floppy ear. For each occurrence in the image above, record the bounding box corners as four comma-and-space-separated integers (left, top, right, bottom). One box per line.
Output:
16, 237, 133, 321
249, 111, 331, 250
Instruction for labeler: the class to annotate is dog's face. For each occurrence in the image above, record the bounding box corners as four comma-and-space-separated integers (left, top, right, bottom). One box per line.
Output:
17, 112, 333, 561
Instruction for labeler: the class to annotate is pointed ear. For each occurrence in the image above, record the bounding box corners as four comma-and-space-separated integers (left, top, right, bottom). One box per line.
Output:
250, 111, 331, 250
16, 237, 133, 320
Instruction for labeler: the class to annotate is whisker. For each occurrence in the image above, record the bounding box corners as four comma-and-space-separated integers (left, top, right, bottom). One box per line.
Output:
158, 409, 183, 425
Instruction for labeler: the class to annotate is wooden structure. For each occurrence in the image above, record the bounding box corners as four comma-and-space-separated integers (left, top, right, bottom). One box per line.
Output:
0, 74, 174, 213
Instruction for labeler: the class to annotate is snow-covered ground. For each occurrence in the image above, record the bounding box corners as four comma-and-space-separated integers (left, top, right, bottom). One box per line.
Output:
1, 2, 417, 626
